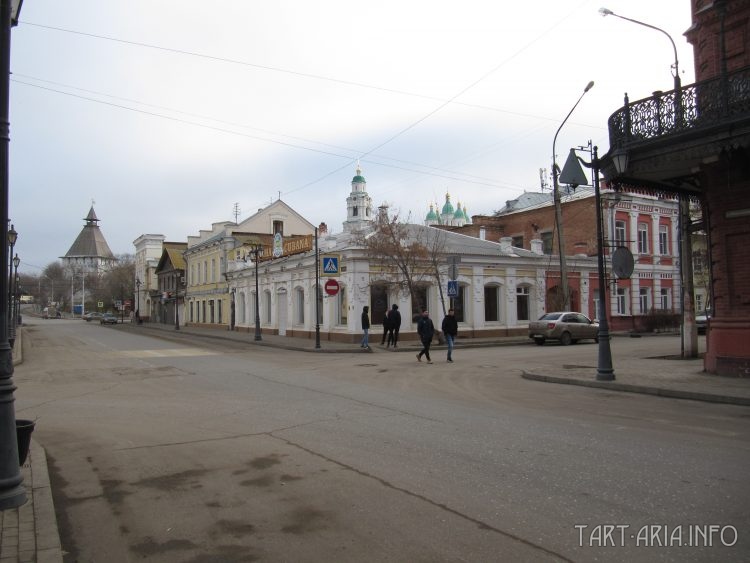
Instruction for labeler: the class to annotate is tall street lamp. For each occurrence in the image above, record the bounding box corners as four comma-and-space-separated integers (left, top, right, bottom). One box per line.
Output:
314, 227, 320, 349
135, 277, 141, 324
9, 252, 18, 347
250, 243, 263, 341
229, 287, 236, 331
570, 143, 624, 381
6, 222, 15, 322
0, 0, 27, 510
552, 80, 594, 310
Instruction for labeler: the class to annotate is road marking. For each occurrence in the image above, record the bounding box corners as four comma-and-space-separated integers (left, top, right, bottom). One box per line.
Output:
116, 348, 218, 358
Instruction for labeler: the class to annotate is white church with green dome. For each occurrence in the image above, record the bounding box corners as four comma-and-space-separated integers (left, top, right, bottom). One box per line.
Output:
425, 193, 471, 227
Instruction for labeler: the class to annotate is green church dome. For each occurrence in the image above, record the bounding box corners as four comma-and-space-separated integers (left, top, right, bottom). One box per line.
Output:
425, 205, 438, 222
441, 193, 454, 215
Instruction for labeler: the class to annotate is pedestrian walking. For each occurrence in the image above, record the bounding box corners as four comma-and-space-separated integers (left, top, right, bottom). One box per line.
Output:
380, 307, 391, 345
441, 308, 458, 362
360, 306, 371, 349
388, 304, 401, 347
416, 310, 435, 363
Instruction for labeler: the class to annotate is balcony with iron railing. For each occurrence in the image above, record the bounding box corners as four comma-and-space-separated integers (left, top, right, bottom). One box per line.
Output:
608, 65, 750, 150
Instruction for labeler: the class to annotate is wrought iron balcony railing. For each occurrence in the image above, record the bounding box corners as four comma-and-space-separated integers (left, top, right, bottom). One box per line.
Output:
608, 66, 750, 149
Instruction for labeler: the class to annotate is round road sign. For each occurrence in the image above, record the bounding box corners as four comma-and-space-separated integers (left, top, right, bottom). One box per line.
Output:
324, 279, 340, 296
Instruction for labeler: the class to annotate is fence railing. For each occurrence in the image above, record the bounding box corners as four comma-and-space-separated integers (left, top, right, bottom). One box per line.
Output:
608, 66, 750, 149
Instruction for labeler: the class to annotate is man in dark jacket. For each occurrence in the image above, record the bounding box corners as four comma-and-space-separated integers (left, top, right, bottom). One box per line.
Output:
380, 308, 391, 345
441, 308, 458, 362
416, 310, 435, 363
387, 304, 401, 347
360, 306, 370, 348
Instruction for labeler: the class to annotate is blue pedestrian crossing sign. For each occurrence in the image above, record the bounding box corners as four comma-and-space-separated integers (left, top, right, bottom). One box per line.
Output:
447, 280, 458, 298
321, 254, 340, 276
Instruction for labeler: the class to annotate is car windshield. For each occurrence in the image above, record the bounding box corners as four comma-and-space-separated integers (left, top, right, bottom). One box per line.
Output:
539, 313, 562, 320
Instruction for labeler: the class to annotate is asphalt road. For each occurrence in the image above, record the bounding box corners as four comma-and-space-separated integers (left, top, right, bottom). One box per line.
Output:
14, 318, 750, 562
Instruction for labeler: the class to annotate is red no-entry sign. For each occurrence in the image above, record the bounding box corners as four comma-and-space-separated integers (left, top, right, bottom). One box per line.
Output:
324, 279, 340, 296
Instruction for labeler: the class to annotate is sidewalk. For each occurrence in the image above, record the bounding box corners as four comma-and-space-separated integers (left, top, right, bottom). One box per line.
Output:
1, 328, 63, 563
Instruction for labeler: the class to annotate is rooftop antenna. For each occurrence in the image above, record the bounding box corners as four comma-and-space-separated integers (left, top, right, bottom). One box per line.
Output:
232, 202, 241, 224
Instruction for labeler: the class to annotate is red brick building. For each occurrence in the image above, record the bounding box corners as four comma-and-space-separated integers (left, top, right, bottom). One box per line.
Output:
452, 188, 681, 331
601, 0, 750, 375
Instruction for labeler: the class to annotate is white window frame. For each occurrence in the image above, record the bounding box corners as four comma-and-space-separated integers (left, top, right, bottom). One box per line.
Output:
639, 287, 650, 314
616, 287, 628, 315
615, 220, 626, 246
659, 225, 669, 255
660, 288, 670, 310
638, 223, 649, 254
516, 285, 530, 322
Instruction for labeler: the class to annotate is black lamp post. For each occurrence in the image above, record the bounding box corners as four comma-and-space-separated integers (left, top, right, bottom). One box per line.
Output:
314, 227, 320, 349
551, 81, 594, 310
135, 278, 141, 324
6, 222, 15, 322
0, 0, 27, 511
174, 274, 180, 331
576, 145, 616, 380
9, 252, 18, 346
229, 287, 236, 331
251, 244, 262, 341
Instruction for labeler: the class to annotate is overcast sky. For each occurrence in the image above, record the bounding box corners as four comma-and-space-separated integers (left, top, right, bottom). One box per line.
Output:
9, 0, 695, 273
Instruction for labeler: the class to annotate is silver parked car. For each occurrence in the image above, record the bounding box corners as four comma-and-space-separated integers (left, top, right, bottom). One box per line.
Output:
529, 312, 599, 346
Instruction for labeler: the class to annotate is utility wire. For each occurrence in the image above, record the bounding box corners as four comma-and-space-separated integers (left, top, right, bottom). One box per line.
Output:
20, 20, 600, 128
12, 78, 515, 189
13, 73, 510, 186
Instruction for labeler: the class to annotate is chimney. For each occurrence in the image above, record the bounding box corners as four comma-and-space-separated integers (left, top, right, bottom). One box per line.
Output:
500, 237, 512, 253
479, 227, 486, 240
531, 239, 543, 255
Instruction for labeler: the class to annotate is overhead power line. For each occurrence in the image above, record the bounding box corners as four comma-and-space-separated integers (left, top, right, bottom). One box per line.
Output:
11, 78, 515, 189
19, 21, 602, 129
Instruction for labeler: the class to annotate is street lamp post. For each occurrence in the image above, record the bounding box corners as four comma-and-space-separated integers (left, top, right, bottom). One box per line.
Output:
9, 252, 18, 347
6, 223, 15, 324
552, 80, 594, 310
229, 287, 236, 331
314, 227, 320, 349
135, 278, 141, 324
575, 144, 616, 380
251, 244, 262, 341
0, 0, 27, 510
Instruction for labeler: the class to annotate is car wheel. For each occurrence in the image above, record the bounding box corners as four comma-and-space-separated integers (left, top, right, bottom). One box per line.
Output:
560, 331, 572, 346
534, 337, 545, 346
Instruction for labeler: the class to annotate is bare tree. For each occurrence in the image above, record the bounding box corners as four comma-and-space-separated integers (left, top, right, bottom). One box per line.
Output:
359, 208, 449, 321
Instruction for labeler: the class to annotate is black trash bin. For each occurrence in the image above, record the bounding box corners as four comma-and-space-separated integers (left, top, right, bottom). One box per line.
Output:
16, 419, 35, 465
